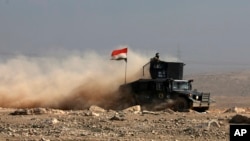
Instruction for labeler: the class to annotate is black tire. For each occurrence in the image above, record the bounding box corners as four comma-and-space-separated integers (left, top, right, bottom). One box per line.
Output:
173, 97, 190, 112
193, 107, 209, 112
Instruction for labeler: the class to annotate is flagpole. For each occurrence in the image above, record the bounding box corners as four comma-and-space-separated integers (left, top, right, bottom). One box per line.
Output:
124, 59, 127, 84
110, 47, 128, 84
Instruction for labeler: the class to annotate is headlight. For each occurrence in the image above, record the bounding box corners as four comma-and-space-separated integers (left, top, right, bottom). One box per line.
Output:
196, 96, 199, 100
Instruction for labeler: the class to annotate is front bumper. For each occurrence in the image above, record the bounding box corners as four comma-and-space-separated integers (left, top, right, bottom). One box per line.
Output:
192, 100, 210, 108
190, 93, 210, 108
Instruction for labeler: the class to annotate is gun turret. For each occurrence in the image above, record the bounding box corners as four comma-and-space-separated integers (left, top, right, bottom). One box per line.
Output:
143, 60, 184, 79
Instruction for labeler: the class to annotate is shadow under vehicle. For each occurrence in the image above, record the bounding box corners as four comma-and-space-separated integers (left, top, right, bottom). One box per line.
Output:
119, 57, 210, 112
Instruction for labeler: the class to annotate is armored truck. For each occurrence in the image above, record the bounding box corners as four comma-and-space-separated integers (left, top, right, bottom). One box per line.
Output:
119, 56, 210, 112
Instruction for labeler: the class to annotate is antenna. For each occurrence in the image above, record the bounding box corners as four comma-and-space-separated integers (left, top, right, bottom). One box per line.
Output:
177, 44, 181, 61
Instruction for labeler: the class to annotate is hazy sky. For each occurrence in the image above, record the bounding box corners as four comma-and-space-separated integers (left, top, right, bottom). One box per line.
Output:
1, 0, 250, 73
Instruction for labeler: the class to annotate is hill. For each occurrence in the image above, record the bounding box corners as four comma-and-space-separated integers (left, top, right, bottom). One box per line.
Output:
186, 70, 250, 108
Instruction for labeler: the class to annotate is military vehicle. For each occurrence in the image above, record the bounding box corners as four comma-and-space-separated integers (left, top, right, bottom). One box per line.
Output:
119, 55, 210, 112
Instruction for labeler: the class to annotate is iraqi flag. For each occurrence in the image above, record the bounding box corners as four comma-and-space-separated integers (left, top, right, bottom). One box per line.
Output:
111, 48, 128, 61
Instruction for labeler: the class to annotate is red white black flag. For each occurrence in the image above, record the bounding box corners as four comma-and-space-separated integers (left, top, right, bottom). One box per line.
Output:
111, 48, 128, 61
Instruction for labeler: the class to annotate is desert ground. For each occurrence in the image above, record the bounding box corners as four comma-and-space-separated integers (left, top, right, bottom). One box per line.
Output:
1, 70, 250, 141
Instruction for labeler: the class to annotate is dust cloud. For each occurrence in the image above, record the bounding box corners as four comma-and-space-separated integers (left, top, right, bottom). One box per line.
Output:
0, 49, 145, 109
0, 49, 178, 110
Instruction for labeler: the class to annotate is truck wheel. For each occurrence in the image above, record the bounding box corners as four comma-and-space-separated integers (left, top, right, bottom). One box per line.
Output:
193, 107, 209, 112
173, 97, 189, 112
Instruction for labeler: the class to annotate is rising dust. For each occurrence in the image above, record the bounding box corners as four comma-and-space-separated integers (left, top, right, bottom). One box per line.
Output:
0, 49, 178, 110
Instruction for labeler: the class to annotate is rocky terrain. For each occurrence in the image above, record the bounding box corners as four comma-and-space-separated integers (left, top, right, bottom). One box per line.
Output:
1, 70, 250, 141
0, 106, 250, 141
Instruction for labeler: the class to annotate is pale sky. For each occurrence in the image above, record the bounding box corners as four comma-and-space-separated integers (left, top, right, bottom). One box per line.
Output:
1, 0, 250, 73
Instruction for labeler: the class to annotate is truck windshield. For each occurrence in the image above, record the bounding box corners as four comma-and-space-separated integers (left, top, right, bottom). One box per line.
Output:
172, 81, 190, 91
